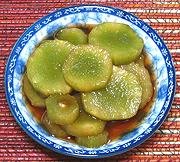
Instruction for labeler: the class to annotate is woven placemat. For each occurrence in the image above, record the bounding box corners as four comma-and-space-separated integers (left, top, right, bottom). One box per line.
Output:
0, 0, 180, 161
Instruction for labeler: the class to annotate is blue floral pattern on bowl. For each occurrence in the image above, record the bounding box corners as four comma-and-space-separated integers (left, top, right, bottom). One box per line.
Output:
5, 5, 176, 158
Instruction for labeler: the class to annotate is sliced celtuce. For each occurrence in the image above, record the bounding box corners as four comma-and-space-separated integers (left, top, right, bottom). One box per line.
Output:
75, 131, 108, 148
63, 45, 112, 92
123, 62, 153, 109
27, 40, 73, 96
82, 66, 142, 120
23, 73, 45, 107
46, 94, 79, 125
89, 22, 144, 65
63, 109, 106, 137
56, 27, 87, 45
41, 112, 67, 138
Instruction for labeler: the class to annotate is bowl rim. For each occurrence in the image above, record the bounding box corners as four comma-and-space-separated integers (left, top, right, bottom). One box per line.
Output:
4, 4, 176, 158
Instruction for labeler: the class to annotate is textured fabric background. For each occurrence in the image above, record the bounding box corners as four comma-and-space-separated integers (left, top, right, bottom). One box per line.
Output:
0, 0, 180, 161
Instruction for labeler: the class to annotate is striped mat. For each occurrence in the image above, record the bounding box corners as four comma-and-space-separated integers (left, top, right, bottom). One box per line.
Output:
0, 0, 179, 161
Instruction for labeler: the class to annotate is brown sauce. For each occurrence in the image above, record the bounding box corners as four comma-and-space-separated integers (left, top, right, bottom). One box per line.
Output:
23, 24, 157, 143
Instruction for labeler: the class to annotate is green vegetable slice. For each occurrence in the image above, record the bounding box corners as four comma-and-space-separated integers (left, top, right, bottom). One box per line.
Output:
46, 94, 79, 125
23, 73, 45, 107
82, 66, 142, 120
41, 112, 67, 138
56, 27, 87, 45
76, 131, 108, 148
63, 109, 106, 137
123, 62, 153, 109
27, 40, 73, 96
63, 45, 112, 92
89, 22, 144, 65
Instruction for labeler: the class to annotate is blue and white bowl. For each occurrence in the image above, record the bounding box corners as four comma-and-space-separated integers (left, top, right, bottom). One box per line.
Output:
5, 5, 176, 158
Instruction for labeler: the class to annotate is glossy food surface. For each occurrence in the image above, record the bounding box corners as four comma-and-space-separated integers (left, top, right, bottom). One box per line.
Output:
89, 22, 144, 65
46, 94, 79, 125
82, 66, 142, 120
23, 73, 45, 107
123, 62, 153, 109
41, 112, 67, 138
56, 27, 88, 45
27, 40, 73, 96
63, 45, 112, 92
63, 109, 106, 137
76, 131, 108, 148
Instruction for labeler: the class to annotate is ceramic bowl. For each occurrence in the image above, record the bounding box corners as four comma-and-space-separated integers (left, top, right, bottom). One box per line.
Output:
5, 5, 176, 158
